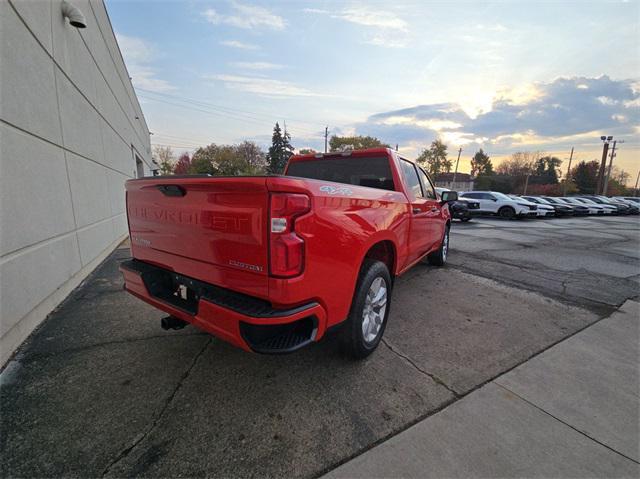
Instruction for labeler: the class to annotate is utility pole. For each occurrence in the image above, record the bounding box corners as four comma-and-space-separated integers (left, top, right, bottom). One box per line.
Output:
563, 147, 574, 196
324, 126, 328, 153
603, 140, 623, 195
523, 173, 531, 195
395, 143, 399, 151
452, 147, 462, 185
596, 136, 612, 194
634, 170, 640, 197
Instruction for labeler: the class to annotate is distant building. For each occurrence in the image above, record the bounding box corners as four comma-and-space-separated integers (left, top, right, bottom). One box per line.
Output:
1, 0, 152, 365
435, 173, 475, 192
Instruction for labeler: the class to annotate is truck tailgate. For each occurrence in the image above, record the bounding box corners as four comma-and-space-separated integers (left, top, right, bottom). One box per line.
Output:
125, 176, 269, 296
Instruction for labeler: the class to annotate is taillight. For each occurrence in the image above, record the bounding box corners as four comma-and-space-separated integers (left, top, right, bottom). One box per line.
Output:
269, 193, 310, 277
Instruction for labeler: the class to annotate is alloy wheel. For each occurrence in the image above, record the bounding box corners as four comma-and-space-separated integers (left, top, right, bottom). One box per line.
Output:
361, 277, 388, 343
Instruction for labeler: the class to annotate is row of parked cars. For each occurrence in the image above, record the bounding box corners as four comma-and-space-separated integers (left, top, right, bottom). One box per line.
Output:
436, 188, 640, 220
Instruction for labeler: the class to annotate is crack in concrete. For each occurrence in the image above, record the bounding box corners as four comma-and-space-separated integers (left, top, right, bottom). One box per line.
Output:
448, 249, 635, 313
101, 337, 212, 477
18, 333, 209, 363
381, 338, 460, 398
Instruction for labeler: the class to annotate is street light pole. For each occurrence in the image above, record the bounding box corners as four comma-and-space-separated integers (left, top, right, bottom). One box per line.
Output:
563, 147, 574, 196
603, 140, 624, 196
596, 136, 612, 194
452, 147, 462, 185
634, 170, 640, 197
324, 126, 328, 153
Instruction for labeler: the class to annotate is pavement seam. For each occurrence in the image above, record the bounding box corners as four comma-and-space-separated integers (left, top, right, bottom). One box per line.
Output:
100, 337, 212, 477
380, 338, 461, 398
16, 333, 209, 363
494, 383, 640, 466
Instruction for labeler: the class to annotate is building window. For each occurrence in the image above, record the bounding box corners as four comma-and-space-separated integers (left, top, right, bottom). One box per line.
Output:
135, 154, 144, 178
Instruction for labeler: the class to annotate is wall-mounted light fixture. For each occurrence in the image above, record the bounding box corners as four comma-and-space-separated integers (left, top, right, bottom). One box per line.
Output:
61, 1, 87, 28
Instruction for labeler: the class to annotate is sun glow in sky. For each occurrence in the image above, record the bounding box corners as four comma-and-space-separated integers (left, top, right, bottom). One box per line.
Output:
107, 0, 640, 182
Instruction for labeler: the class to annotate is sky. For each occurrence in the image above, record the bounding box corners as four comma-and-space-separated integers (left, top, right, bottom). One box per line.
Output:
106, 0, 640, 182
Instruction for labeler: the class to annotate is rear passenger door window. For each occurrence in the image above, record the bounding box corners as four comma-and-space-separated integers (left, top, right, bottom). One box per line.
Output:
417, 167, 437, 200
400, 160, 423, 200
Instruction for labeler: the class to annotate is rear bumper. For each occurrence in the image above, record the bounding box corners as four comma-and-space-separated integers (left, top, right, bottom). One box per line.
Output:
120, 259, 327, 353
555, 209, 574, 216
536, 210, 556, 217
518, 210, 538, 217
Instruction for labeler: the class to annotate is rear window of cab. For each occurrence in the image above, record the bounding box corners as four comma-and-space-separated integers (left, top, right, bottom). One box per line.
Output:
286, 156, 395, 191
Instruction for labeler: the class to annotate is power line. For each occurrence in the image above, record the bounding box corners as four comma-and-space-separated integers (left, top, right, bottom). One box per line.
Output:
136, 88, 324, 135
139, 93, 323, 139
136, 88, 319, 126
151, 142, 200, 150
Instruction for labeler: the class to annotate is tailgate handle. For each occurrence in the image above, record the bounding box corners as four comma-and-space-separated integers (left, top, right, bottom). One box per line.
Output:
157, 185, 186, 197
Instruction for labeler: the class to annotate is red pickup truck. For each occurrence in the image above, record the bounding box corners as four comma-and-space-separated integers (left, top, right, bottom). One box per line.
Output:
120, 148, 456, 358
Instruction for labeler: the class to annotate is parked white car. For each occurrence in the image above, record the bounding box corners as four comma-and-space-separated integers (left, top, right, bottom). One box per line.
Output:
508, 195, 555, 217
575, 197, 616, 214
614, 196, 640, 205
459, 191, 538, 218
559, 197, 604, 215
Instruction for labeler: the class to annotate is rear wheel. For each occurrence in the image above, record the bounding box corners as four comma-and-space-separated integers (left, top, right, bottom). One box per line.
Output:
340, 259, 391, 359
498, 206, 516, 219
428, 225, 449, 266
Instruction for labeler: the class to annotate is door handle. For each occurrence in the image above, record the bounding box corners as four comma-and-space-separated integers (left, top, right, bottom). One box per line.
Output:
412, 208, 421, 214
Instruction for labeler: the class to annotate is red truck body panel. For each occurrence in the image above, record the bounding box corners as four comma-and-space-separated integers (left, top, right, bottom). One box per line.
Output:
121, 148, 450, 353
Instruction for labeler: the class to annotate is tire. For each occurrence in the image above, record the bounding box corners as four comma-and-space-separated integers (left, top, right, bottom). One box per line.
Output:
461, 217, 471, 222
340, 259, 392, 359
498, 206, 516, 219
428, 225, 450, 266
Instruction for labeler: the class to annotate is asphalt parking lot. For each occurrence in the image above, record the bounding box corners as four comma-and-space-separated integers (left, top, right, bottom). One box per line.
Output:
1, 215, 639, 478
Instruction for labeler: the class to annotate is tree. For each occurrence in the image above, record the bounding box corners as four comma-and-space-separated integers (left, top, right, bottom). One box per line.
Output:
298, 148, 317, 154
610, 166, 630, 186
533, 156, 562, 184
190, 144, 219, 175
571, 160, 599, 194
153, 146, 175, 175
470, 149, 493, 176
495, 151, 541, 176
416, 139, 451, 176
173, 152, 191, 175
474, 174, 515, 193
267, 122, 294, 174
236, 141, 266, 175
329, 135, 388, 152
214, 145, 246, 176
189, 142, 267, 176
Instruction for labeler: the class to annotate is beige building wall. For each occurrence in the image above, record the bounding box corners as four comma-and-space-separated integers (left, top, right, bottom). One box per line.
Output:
0, 0, 151, 365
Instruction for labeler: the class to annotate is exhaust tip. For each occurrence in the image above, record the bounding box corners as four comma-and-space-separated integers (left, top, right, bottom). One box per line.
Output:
161, 316, 188, 331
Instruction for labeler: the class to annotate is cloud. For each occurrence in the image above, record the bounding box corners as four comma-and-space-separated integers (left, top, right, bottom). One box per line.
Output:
204, 74, 328, 98
332, 6, 408, 31
230, 61, 284, 70
305, 5, 409, 47
356, 76, 640, 152
220, 39, 260, 50
115, 33, 174, 92
203, 2, 285, 30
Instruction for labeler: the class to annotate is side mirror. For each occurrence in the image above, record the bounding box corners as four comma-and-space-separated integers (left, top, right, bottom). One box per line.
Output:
440, 191, 458, 203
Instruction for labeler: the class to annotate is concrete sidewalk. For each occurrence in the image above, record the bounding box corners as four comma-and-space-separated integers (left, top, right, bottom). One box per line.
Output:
325, 301, 640, 478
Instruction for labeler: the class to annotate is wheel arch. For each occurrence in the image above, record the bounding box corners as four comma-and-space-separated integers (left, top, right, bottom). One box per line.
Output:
362, 239, 397, 277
